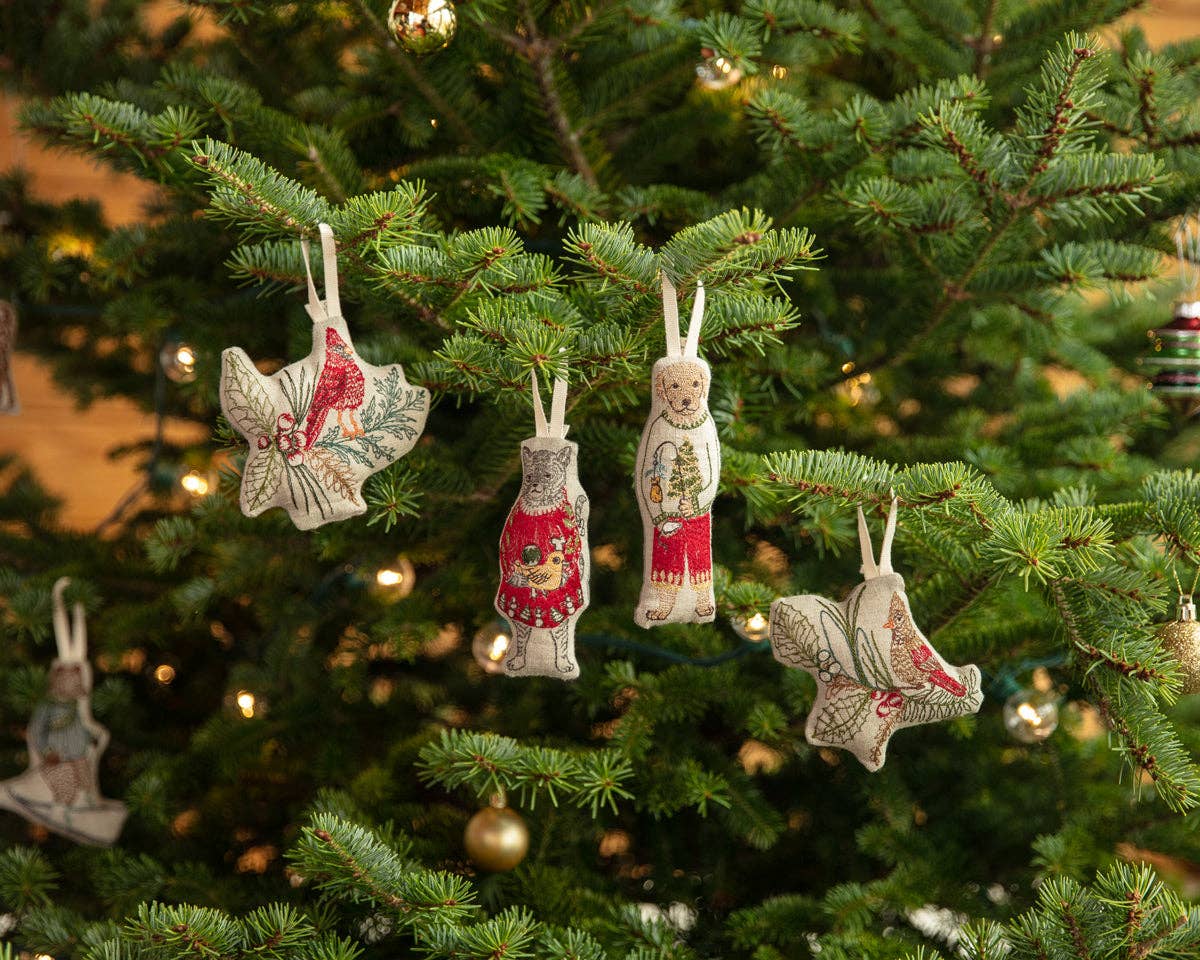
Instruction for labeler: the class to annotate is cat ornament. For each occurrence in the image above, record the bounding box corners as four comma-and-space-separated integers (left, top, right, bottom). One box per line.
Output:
495, 371, 590, 679
769, 499, 983, 770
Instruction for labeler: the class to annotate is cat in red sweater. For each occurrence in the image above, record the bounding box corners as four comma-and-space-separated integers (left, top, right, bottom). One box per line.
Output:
496, 445, 590, 678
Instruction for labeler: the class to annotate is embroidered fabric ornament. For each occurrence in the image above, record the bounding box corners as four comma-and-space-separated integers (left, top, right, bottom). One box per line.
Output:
495, 371, 590, 679
769, 501, 983, 770
0, 579, 127, 845
220, 224, 430, 530
634, 273, 721, 627
0, 299, 18, 414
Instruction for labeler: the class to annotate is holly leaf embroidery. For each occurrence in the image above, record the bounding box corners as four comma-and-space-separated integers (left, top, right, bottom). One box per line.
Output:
810, 677, 874, 744
222, 349, 276, 438
769, 600, 821, 670
243, 445, 285, 511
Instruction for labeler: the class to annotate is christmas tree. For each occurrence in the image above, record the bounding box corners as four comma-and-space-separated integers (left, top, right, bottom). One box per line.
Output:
3, 0, 1200, 957
666, 439, 702, 507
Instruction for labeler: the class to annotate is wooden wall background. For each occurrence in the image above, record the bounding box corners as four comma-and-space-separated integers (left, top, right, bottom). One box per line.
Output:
1, 1, 1198, 528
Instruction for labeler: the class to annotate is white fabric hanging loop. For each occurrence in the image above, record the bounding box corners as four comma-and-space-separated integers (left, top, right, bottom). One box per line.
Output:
661, 272, 682, 358
301, 223, 342, 324
878, 494, 898, 575
51, 576, 87, 663
856, 496, 899, 579
531, 369, 569, 439
684, 280, 704, 359
660, 271, 706, 359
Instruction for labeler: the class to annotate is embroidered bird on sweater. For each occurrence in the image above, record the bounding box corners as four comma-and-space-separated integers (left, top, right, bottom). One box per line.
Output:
515, 538, 568, 591
884, 592, 967, 696
305, 328, 366, 447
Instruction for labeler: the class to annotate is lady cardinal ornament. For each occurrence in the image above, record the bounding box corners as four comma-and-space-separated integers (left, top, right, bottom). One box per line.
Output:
495, 371, 589, 679
220, 223, 429, 530
770, 500, 983, 770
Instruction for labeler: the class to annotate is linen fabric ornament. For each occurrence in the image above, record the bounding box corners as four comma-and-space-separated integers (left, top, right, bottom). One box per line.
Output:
0, 299, 18, 414
495, 371, 589, 679
220, 224, 430, 530
0, 579, 127, 845
770, 501, 983, 770
633, 273, 721, 627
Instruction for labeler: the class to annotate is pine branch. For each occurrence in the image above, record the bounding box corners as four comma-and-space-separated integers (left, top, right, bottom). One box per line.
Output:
519, 2, 599, 188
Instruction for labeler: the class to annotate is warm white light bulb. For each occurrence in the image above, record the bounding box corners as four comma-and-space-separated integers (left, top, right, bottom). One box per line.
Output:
472, 621, 512, 674
732, 611, 771, 642
180, 470, 210, 497
236, 690, 256, 718
161, 340, 199, 382
154, 664, 176, 684
1003, 688, 1059, 743
376, 568, 404, 587
1016, 702, 1042, 726
371, 556, 415, 600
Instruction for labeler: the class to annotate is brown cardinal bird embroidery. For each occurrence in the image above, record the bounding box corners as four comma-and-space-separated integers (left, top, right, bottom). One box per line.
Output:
884, 592, 967, 696
304, 328, 366, 447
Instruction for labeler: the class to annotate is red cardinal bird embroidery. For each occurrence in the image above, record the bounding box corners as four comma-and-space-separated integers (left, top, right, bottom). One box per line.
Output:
883, 592, 967, 696
305, 328, 366, 448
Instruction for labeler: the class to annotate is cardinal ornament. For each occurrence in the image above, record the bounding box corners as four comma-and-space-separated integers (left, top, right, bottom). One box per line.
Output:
0, 299, 18, 414
495, 371, 589, 679
634, 273, 721, 627
770, 501, 983, 770
0, 579, 127, 846
220, 224, 430, 530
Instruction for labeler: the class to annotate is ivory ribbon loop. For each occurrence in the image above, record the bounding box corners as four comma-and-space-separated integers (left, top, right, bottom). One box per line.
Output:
301, 223, 342, 324
531, 370, 569, 439
51, 576, 87, 663
660, 271, 706, 359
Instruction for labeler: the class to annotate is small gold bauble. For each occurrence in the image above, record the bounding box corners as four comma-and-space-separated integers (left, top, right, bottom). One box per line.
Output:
463, 804, 529, 872
387, 0, 457, 55
1158, 596, 1200, 694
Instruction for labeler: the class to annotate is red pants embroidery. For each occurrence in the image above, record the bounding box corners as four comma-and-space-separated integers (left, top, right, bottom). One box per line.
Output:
650, 513, 712, 587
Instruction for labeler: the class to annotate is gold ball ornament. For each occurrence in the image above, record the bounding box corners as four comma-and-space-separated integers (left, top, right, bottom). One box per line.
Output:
463, 800, 529, 872
1159, 595, 1200, 695
387, 0, 457, 55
